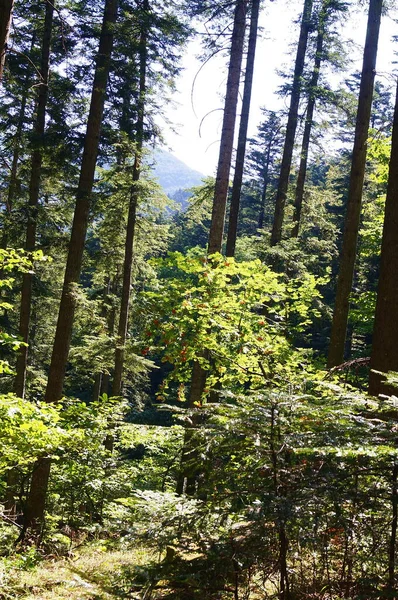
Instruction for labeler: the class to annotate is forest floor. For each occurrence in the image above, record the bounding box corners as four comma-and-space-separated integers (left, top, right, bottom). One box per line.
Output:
1, 542, 164, 599
1, 541, 238, 600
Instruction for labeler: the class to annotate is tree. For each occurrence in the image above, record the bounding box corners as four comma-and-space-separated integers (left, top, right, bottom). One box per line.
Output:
369, 76, 398, 398
23, 0, 119, 538
111, 0, 189, 398
327, 0, 383, 368
0, 0, 13, 81
112, 0, 149, 399
14, 0, 55, 399
207, 0, 248, 255
225, 0, 260, 257
291, 0, 347, 238
246, 109, 284, 230
270, 0, 314, 246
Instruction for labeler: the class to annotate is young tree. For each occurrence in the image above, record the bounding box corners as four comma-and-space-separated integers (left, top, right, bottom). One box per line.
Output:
23, 0, 119, 538
0, 0, 13, 81
225, 0, 260, 257
247, 110, 284, 230
327, 0, 383, 368
270, 0, 314, 246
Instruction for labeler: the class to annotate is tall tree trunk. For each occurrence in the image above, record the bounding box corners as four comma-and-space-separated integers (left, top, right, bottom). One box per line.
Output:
291, 3, 327, 238
225, 0, 260, 257
112, 0, 148, 398
327, 0, 382, 368
207, 0, 248, 255
22, 0, 119, 539
188, 0, 248, 411
270, 0, 313, 246
368, 76, 398, 396
14, 1, 54, 400
0, 0, 14, 81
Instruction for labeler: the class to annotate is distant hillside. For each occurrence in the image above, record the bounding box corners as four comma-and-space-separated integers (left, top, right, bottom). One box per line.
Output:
147, 150, 205, 208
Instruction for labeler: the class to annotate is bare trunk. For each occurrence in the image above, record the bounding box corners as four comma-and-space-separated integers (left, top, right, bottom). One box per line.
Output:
23, 0, 118, 538
92, 372, 102, 402
369, 75, 398, 395
207, 0, 248, 255
112, 0, 148, 398
225, 0, 260, 257
0, 0, 14, 81
14, 0, 54, 399
327, 0, 382, 368
291, 7, 326, 238
270, 0, 313, 246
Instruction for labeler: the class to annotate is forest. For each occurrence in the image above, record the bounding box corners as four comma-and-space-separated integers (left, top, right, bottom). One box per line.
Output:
0, 0, 398, 598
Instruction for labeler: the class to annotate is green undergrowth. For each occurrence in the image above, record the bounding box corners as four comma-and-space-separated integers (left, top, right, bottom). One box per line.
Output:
0, 542, 158, 600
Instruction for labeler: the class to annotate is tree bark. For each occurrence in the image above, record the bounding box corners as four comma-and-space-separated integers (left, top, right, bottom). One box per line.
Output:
0, 0, 14, 81
291, 2, 326, 238
23, 0, 118, 538
270, 0, 313, 246
207, 0, 248, 255
14, 0, 54, 400
327, 0, 382, 368
112, 0, 148, 398
225, 0, 260, 257
368, 76, 398, 396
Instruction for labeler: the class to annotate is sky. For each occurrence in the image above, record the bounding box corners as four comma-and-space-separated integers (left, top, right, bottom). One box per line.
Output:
162, 0, 398, 177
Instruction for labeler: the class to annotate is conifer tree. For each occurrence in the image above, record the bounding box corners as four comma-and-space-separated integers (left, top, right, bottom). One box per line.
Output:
0, 0, 13, 81
369, 76, 398, 398
23, 0, 119, 538
207, 0, 248, 255
14, 0, 55, 399
270, 0, 313, 245
327, 0, 383, 368
226, 0, 260, 257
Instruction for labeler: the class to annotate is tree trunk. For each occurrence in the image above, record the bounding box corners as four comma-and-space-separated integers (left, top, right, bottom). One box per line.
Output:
291, 4, 326, 238
368, 75, 398, 396
258, 138, 273, 230
270, 0, 313, 246
207, 0, 248, 255
0, 0, 14, 81
23, 0, 118, 538
327, 0, 382, 368
112, 0, 148, 398
14, 0, 54, 400
225, 0, 260, 257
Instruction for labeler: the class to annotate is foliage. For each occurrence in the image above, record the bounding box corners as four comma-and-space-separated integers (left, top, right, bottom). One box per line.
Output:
140, 252, 324, 402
